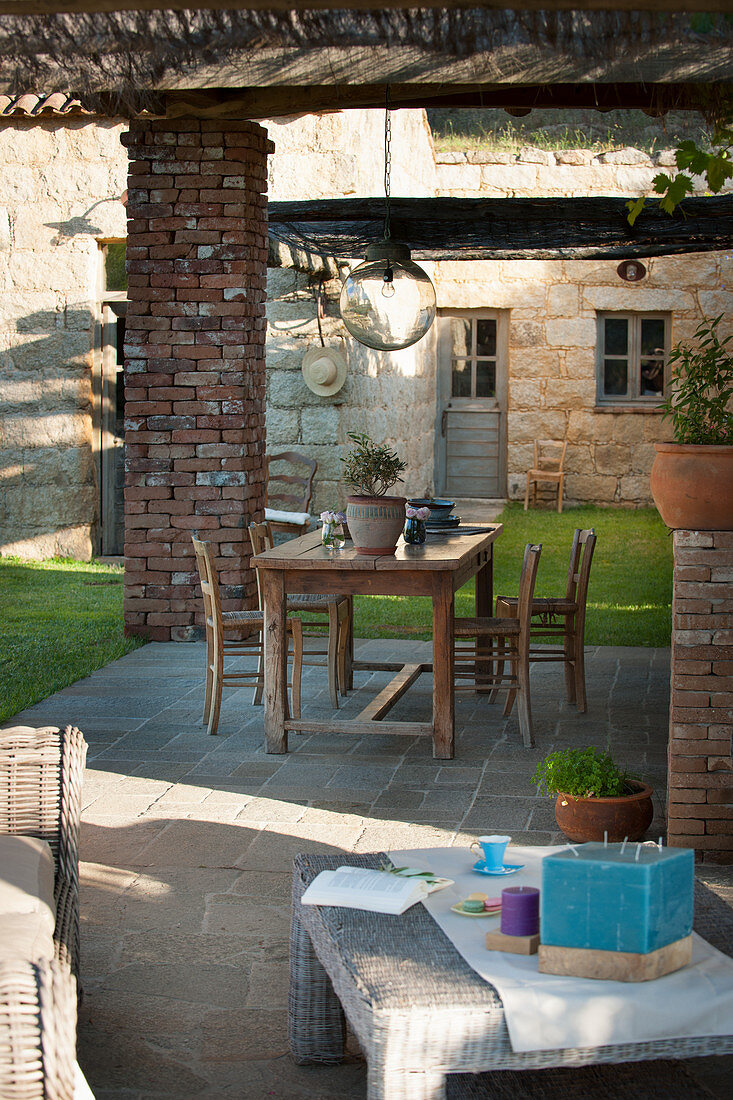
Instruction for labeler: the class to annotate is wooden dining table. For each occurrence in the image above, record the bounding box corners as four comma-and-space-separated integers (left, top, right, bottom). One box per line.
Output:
252, 524, 503, 759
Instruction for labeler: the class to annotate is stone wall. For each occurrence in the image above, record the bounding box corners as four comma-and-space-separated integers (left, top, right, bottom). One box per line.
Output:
434, 252, 732, 504
668, 531, 733, 863
433, 145, 711, 199
265, 109, 438, 514
2, 108, 733, 561
0, 117, 127, 558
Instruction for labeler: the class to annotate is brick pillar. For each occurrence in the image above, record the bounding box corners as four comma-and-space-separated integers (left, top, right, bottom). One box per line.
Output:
668, 530, 733, 862
121, 119, 273, 640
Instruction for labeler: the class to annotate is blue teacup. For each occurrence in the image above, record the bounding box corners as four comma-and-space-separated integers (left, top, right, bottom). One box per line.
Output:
470, 834, 511, 871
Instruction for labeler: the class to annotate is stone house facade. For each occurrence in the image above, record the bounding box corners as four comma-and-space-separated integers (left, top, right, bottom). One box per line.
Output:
0, 99, 731, 559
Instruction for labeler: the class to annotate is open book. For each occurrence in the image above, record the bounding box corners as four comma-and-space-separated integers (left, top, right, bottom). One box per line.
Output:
301, 864, 452, 915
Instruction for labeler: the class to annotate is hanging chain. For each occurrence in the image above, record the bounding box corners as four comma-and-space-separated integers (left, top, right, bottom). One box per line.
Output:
383, 84, 392, 240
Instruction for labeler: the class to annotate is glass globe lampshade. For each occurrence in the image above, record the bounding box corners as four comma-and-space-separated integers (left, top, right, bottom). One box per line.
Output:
339, 240, 436, 351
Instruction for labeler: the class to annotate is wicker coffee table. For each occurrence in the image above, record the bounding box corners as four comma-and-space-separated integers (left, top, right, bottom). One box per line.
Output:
290, 853, 733, 1100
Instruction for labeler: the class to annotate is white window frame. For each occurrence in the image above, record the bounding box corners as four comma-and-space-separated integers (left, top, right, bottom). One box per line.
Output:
596, 311, 671, 407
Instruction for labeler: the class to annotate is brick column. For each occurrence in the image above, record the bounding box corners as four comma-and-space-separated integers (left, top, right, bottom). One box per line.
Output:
668, 530, 733, 862
121, 119, 273, 640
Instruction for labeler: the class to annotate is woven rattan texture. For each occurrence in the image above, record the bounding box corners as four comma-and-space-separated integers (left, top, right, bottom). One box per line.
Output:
0, 725, 87, 977
0, 959, 76, 1100
291, 852, 733, 1096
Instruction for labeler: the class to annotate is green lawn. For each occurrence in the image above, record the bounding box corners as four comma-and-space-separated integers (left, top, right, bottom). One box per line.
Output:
0, 506, 671, 721
351, 504, 673, 647
0, 557, 145, 723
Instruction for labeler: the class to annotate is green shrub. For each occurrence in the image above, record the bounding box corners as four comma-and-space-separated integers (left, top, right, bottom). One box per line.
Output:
533, 746, 638, 799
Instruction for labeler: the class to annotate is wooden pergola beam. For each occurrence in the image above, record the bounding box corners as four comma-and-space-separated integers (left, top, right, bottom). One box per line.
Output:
268, 195, 733, 262
158, 81, 727, 121
1, 1, 732, 14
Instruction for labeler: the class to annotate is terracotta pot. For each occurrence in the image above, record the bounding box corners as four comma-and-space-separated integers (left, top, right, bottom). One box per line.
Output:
650, 443, 733, 530
554, 781, 654, 843
346, 495, 406, 555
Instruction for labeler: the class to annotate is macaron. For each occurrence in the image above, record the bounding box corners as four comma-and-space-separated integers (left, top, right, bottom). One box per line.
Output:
462, 898, 486, 913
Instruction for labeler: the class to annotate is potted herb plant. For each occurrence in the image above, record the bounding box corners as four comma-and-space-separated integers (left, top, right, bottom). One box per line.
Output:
533, 746, 653, 843
650, 313, 733, 530
342, 432, 408, 554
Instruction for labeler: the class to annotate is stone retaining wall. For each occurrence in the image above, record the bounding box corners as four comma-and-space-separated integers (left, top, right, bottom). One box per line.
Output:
668, 531, 733, 863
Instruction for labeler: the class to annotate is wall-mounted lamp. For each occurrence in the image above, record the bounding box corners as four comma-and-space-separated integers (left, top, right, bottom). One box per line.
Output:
617, 259, 647, 282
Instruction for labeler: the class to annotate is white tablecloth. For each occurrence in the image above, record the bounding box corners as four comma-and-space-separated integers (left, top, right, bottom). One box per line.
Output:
390, 845, 733, 1053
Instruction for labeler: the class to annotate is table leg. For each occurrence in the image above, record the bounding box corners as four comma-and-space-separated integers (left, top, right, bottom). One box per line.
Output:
289, 890, 346, 1065
432, 574, 455, 760
367, 1062, 447, 1100
262, 570, 288, 754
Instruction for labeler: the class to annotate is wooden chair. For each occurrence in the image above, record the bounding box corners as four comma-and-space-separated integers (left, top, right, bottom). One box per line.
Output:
524, 439, 567, 513
265, 450, 318, 537
495, 528, 596, 712
453, 543, 542, 747
192, 535, 303, 736
249, 521, 351, 710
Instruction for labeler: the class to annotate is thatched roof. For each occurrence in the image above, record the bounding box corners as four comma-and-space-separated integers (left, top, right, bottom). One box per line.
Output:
0, 7, 730, 117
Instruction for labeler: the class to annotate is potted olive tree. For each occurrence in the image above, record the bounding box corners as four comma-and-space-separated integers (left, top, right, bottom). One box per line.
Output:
650, 313, 733, 530
342, 432, 408, 555
533, 746, 653, 843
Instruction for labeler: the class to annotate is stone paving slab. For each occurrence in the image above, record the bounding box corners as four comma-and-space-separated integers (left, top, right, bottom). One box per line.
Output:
5, 638, 732, 1099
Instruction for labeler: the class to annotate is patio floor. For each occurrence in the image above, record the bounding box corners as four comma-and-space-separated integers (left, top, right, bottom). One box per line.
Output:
8, 638, 732, 1099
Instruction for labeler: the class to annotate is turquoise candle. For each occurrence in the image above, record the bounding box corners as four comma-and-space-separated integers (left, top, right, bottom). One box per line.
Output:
541, 842, 694, 954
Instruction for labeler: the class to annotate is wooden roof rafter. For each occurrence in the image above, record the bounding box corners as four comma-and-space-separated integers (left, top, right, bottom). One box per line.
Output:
156, 81, 729, 121
1, 1, 733, 13
267, 195, 733, 265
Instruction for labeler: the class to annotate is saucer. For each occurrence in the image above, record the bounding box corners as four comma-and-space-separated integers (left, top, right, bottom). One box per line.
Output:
472, 860, 525, 877
450, 902, 502, 919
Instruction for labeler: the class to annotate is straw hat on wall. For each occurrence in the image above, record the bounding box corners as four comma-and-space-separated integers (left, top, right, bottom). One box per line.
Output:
301, 346, 347, 397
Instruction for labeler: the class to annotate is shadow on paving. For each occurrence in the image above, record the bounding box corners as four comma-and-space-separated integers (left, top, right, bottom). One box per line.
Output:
5, 639, 731, 1099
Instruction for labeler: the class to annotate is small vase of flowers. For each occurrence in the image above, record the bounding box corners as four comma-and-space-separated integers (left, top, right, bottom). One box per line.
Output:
320, 510, 347, 550
404, 504, 430, 544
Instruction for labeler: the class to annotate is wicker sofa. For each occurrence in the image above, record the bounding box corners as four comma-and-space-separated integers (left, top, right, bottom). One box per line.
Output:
0, 724, 87, 1100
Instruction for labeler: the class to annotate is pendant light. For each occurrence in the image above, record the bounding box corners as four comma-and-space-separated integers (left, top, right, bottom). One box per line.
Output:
339, 88, 436, 351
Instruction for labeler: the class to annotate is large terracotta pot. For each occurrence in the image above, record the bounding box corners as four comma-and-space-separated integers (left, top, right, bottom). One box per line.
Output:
346, 495, 406, 555
650, 443, 733, 530
554, 781, 654, 843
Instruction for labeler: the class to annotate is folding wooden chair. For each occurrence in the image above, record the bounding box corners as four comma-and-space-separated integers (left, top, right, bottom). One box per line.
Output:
192, 535, 302, 736
524, 440, 567, 513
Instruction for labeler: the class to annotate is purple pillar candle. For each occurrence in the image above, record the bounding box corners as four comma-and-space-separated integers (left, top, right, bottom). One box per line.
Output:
501, 886, 540, 936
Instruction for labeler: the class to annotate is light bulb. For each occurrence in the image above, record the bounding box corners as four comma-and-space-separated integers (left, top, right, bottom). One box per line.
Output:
339, 240, 436, 351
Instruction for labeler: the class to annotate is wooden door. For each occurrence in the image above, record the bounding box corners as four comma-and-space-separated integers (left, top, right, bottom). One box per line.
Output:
436, 311, 507, 499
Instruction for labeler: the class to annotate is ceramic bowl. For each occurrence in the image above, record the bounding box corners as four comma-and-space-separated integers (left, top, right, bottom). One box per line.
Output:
408, 498, 455, 521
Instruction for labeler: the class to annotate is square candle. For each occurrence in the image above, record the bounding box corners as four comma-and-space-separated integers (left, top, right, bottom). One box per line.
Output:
541, 843, 694, 955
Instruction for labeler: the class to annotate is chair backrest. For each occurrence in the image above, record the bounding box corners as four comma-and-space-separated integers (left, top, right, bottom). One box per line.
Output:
192, 535, 222, 637
533, 440, 567, 473
564, 528, 597, 605
517, 543, 542, 653
265, 451, 317, 514
248, 521, 275, 609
